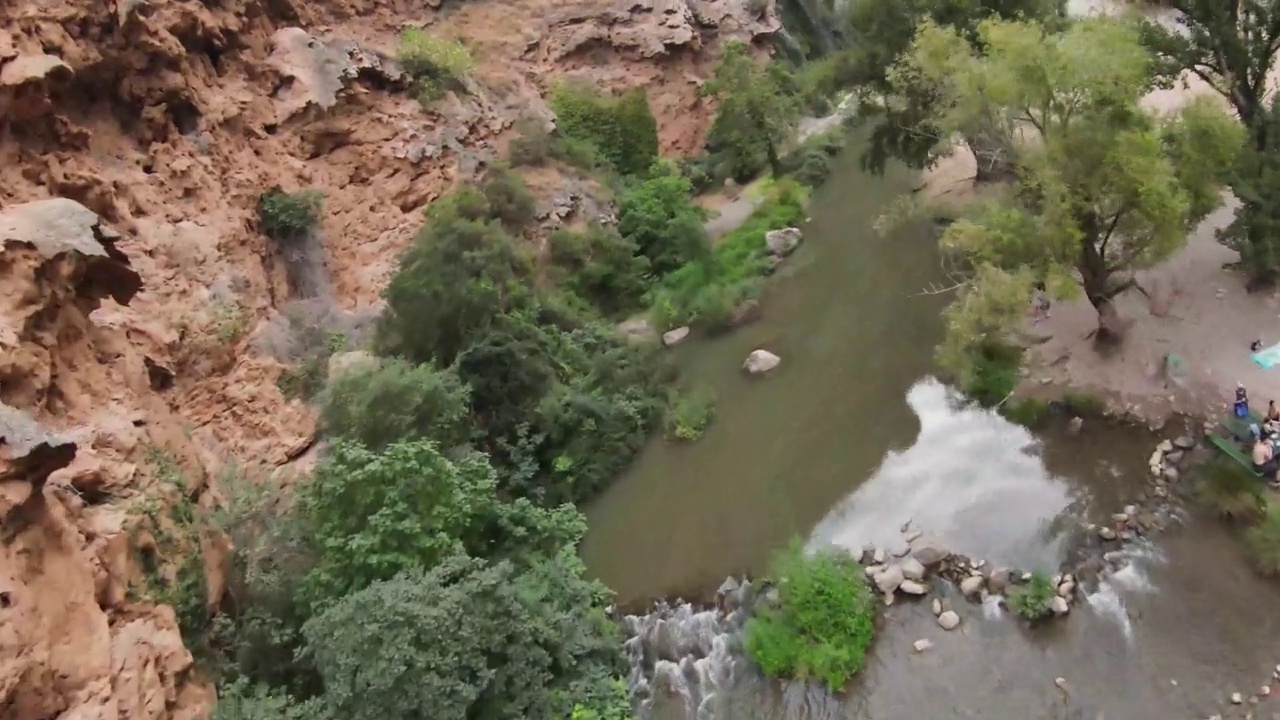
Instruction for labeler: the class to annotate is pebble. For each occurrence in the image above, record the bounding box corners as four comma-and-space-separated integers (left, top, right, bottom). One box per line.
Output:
913, 639, 933, 653
937, 610, 960, 630
1263, 685, 1272, 697
960, 575, 984, 598
899, 556, 926, 581
1051, 596, 1070, 615
1054, 677, 1068, 691
1057, 581, 1075, 599
931, 598, 943, 616
1098, 527, 1117, 541
1157, 439, 1173, 453
873, 547, 886, 564
1231, 692, 1243, 704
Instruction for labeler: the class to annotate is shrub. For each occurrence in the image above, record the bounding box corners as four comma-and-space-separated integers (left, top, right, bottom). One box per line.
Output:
617, 163, 710, 275
963, 342, 1023, 407
480, 166, 538, 232
548, 224, 651, 318
663, 387, 717, 441
397, 28, 473, 105
744, 546, 876, 690
1006, 572, 1056, 620
318, 357, 474, 451
999, 396, 1050, 427
258, 189, 323, 241
1197, 457, 1266, 521
1245, 502, 1280, 576
549, 84, 659, 176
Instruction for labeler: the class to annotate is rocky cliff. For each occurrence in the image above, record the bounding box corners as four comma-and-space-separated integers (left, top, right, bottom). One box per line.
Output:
0, 1, 778, 718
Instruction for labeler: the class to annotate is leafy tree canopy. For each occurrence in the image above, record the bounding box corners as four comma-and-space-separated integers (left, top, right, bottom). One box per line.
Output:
616, 162, 711, 275
702, 41, 802, 177
318, 357, 473, 451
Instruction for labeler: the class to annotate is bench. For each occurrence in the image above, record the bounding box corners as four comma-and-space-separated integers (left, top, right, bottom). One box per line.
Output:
1206, 433, 1265, 478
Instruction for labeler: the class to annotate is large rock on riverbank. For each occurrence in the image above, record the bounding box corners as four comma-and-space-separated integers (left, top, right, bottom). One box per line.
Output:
743, 349, 781, 375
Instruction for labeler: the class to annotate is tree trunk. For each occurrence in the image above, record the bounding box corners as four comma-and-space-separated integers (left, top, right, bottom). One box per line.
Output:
765, 137, 782, 178
1086, 292, 1126, 343
962, 125, 1016, 184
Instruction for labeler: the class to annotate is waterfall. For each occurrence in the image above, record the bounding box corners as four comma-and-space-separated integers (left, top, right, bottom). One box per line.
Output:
777, 0, 838, 57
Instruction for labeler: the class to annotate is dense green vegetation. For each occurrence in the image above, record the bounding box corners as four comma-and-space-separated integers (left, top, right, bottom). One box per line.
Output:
550, 84, 661, 177
1194, 457, 1266, 522
744, 547, 878, 690
1006, 572, 1057, 621
397, 28, 474, 106
258, 188, 324, 241
1245, 502, 1280, 577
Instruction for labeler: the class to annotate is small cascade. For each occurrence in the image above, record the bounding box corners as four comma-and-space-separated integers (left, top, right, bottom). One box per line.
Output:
622, 580, 766, 720
1083, 540, 1164, 644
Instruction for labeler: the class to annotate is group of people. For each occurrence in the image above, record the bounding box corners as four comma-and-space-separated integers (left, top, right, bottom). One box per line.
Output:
1238, 385, 1280, 483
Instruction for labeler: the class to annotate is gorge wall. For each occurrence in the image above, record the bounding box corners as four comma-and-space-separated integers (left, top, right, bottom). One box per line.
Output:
0, 1, 779, 718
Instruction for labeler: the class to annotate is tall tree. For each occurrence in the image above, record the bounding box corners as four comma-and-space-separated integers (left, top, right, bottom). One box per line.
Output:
901, 17, 1241, 372
1141, 1, 1280, 282
845, 0, 1064, 180
701, 41, 801, 178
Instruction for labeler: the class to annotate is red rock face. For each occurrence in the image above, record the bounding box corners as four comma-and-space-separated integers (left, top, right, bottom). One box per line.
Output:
0, 1, 779, 716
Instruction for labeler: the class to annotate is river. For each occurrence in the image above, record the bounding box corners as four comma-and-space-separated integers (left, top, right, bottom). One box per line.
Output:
581, 144, 1280, 718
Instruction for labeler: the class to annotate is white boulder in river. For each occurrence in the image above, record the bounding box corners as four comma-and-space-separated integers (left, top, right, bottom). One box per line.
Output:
937, 610, 961, 631
743, 349, 781, 375
764, 227, 803, 256
661, 326, 690, 347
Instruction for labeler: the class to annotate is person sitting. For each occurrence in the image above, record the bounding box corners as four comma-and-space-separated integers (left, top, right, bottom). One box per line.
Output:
1235, 383, 1250, 419
1253, 437, 1278, 477
1269, 400, 1280, 423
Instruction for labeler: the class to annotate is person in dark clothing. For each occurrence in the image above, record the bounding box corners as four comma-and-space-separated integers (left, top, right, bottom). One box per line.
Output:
1235, 383, 1250, 419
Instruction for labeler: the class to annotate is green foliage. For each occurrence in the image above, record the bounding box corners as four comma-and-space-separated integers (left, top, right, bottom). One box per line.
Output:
481, 165, 538, 233
652, 179, 807, 329
1006, 572, 1056, 621
999, 396, 1049, 427
277, 330, 346, 402
617, 163, 710, 275
376, 187, 536, 365
548, 224, 651, 318
1245, 502, 1280, 576
398, 28, 473, 106
779, 128, 849, 187
909, 18, 1241, 370
296, 439, 582, 608
961, 341, 1022, 406
702, 42, 802, 177
549, 84, 659, 176
1141, 1, 1280, 282
1195, 457, 1266, 522
318, 357, 473, 451
744, 547, 877, 690
570, 679, 633, 720
258, 189, 324, 241
302, 550, 622, 720
663, 386, 717, 441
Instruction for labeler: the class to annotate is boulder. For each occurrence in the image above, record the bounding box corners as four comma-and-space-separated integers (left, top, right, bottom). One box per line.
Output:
899, 556, 926, 581
898, 579, 928, 595
874, 564, 905, 594
987, 568, 1011, 593
1163, 466, 1180, 482
911, 536, 950, 567
1164, 450, 1184, 466
661, 326, 690, 347
1051, 596, 1070, 616
959, 575, 984, 598
1057, 581, 1075, 599
937, 610, 961, 631
1173, 435, 1196, 450
872, 547, 886, 564
764, 227, 803, 256
1097, 526, 1117, 541
1157, 439, 1173, 454
743, 349, 781, 375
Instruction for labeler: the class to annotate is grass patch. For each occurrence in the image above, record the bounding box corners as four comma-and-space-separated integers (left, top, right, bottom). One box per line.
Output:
1245, 501, 1280, 576
397, 28, 473, 106
1195, 457, 1266, 522
257, 188, 323, 241
663, 386, 717, 441
999, 396, 1050, 427
1005, 571, 1056, 621
1058, 390, 1106, 417
744, 545, 877, 691
962, 342, 1023, 407
651, 179, 807, 330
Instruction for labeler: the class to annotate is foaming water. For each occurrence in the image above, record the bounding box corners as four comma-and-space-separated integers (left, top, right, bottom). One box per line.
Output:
807, 378, 1082, 569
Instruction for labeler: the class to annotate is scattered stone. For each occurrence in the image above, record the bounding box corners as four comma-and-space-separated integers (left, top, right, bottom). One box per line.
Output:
883, 592, 895, 606
903, 530, 923, 544
988, 568, 1012, 593
1111, 512, 1129, 524
1068, 416, 1083, 434
1098, 527, 1117, 541
1174, 435, 1196, 450
764, 227, 803, 256
1163, 466, 1180, 482
1054, 677, 1069, 691
1262, 685, 1272, 697
1057, 581, 1075, 599
960, 575, 984, 598
661, 326, 690, 347
1149, 450, 1163, 467
931, 598, 943, 616
875, 564, 905, 594
1165, 450, 1184, 466
1157, 439, 1174, 454
898, 579, 928, 595
872, 547, 886, 564
913, 638, 933, 653
1051, 596, 1070, 616
899, 556, 926, 581
743, 349, 781, 375
911, 536, 951, 567
1231, 692, 1243, 705
937, 610, 960, 631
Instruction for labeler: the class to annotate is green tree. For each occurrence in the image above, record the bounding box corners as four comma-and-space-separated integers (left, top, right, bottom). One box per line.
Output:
845, 0, 1064, 179
901, 17, 1240, 358
616, 163, 709, 275
1141, 2, 1280, 282
549, 84, 659, 176
301, 551, 623, 720
377, 188, 535, 365
702, 42, 801, 178
296, 439, 581, 608
318, 357, 473, 451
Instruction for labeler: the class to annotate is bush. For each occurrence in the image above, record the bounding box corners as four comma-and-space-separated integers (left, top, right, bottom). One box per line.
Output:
319, 358, 474, 451
963, 342, 1023, 407
397, 28, 473, 105
548, 224, 651, 318
663, 387, 717, 441
744, 547, 876, 690
1197, 458, 1266, 521
617, 163, 710, 276
1006, 572, 1056, 620
258, 189, 324, 241
480, 166, 538, 232
1245, 502, 1280, 576
549, 84, 659, 176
